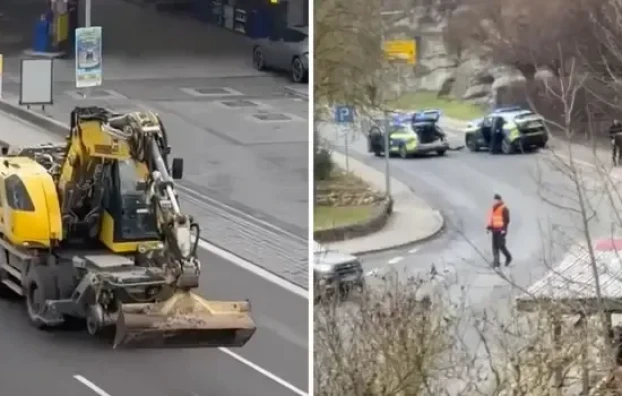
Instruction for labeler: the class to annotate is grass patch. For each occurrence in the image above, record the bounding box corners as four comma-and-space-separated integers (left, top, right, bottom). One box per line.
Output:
314, 205, 376, 231
314, 167, 382, 232
392, 91, 485, 120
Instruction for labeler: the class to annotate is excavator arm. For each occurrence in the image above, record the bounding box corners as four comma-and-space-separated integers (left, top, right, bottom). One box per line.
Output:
103, 110, 201, 285
48, 107, 254, 348
64, 107, 201, 289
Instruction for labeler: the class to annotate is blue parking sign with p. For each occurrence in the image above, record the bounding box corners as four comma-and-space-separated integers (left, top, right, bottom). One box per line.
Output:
335, 105, 354, 123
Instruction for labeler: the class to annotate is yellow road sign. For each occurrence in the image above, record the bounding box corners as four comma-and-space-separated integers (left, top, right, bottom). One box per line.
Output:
383, 39, 417, 65
0, 54, 3, 73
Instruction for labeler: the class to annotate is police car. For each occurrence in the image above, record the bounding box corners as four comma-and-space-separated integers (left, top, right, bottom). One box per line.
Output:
367, 110, 449, 158
464, 106, 549, 154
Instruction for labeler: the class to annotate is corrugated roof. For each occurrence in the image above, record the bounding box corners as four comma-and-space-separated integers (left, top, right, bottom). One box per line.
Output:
517, 239, 622, 307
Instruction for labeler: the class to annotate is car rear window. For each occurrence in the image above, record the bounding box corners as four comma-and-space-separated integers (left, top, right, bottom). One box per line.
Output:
517, 119, 545, 130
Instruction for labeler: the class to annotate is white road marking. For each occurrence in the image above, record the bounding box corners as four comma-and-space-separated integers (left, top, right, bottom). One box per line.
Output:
408, 247, 419, 254
387, 256, 404, 265
5, 73, 20, 83
0, 107, 310, 395
219, 347, 308, 396
545, 152, 596, 169
543, 151, 622, 182
197, 239, 308, 299
74, 375, 112, 396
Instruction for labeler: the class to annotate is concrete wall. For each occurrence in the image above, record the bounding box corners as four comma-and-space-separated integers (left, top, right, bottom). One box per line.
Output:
287, 0, 307, 26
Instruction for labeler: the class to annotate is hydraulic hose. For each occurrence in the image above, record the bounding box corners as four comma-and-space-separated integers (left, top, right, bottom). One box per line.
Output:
190, 222, 200, 256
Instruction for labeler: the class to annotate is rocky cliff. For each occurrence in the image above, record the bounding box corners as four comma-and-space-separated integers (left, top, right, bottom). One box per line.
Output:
382, 7, 526, 105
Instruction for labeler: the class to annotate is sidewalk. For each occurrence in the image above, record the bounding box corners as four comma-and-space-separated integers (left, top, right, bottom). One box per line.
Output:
324, 151, 445, 255
0, 0, 309, 235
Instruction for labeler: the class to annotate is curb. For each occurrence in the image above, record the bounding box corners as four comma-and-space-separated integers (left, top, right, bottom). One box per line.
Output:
347, 209, 446, 256
314, 197, 393, 243
326, 146, 447, 254
284, 86, 309, 100
0, 99, 69, 137
22, 49, 66, 59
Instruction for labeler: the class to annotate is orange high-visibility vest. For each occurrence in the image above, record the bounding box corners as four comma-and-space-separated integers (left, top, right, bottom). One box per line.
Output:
488, 204, 506, 229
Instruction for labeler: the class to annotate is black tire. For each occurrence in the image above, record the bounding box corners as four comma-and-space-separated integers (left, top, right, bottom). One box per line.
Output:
399, 145, 408, 159
437, 149, 447, 156
252, 47, 266, 71
24, 264, 58, 330
466, 135, 479, 152
291, 57, 307, 83
26, 282, 49, 329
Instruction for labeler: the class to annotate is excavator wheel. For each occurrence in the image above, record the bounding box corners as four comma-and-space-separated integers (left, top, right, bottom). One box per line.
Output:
24, 264, 60, 330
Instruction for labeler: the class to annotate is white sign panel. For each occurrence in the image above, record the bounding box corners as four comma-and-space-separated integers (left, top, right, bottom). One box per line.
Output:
19, 58, 53, 105
75, 26, 102, 88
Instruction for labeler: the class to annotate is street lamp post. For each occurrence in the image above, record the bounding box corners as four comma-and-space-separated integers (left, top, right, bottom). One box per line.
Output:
383, 112, 391, 197
84, 0, 92, 99
85, 0, 91, 27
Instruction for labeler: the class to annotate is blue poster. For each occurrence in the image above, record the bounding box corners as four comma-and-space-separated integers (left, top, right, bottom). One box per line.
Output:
75, 26, 102, 88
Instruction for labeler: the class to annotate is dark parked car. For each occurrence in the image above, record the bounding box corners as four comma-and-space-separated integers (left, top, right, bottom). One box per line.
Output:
313, 242, 365, 303
252, 25, 308, 83
464, 106, 549, 154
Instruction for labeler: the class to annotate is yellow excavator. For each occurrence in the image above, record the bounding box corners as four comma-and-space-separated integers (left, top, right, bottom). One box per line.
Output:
0, 106, 256, 348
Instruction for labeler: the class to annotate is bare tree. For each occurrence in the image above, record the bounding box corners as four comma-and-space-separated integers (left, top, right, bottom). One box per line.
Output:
314, 272, 463, 396
314, 43, 622, 396
314, 0, 387, 114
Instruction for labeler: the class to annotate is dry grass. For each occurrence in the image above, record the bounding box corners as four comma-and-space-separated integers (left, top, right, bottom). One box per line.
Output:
314, 168, 381, 231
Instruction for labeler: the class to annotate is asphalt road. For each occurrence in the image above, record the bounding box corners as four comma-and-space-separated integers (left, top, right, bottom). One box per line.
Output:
0, 107, 308, 394
325, 123, 618, 313
0, 0, 309, 285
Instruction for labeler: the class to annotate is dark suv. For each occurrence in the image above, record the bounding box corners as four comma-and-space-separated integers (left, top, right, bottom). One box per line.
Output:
313, 243, 365, 303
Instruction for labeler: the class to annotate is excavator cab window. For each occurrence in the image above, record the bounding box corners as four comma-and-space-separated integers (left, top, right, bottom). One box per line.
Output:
4, 175, 35, 212
105, 160, 159, 242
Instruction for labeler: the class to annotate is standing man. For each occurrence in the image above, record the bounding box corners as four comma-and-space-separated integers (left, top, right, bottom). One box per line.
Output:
490, 117, 505, 154
610, 119, 622, 166
487, 194, 512, 268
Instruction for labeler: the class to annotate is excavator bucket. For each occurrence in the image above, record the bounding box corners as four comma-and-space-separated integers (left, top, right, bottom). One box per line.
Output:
112, 291, 256, 349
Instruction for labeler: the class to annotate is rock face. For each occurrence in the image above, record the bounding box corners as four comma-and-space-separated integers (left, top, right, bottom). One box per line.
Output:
382, 9, 525, 104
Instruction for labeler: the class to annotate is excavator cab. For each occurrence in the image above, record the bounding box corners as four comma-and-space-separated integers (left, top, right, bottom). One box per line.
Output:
99, 159, 161, 253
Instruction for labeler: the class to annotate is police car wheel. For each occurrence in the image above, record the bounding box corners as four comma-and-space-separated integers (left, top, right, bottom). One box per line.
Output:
466, 135, 479, 152
399, 146, 408, 158
501, 139, 514, 154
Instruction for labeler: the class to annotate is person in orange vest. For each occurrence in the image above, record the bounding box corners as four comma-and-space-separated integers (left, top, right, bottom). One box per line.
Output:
487, 194, 512, 268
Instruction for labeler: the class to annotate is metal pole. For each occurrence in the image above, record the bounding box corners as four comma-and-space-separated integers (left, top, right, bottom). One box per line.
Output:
344, 125, 350, 172
84, 0, 91, 99
396, 65, 402, 99
85, 0, 91, 27
383, 112, 391, 197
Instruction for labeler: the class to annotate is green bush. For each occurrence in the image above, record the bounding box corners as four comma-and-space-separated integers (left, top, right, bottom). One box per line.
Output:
314, 147, 333, 181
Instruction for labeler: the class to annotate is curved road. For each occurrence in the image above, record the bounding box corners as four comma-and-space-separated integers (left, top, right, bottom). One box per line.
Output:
0, 112, 308, 395
326, 122, 617, 311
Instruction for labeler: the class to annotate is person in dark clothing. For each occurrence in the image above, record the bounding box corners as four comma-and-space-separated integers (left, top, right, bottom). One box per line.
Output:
486, 194, 513, 268
610, 120, 622, 166
489, 117, 505, 154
